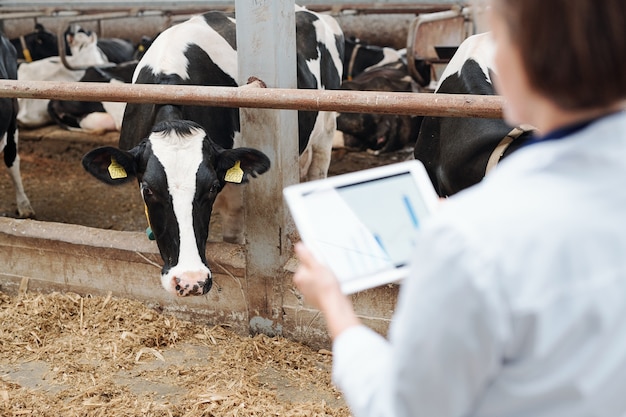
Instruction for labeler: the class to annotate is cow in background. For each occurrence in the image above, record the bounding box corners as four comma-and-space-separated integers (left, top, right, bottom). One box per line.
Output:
81, 6, 344, 297
11, 23, 139, 65
133, 35, 154, 61
63, 24, 136, 64
46, 34, 156, 134
1, 33, 34, 218
48, 62, 137, 133
343, 37, 404, 81
9, 23, 57, 63
336, 66, 422, 154
413, 32, 536, 197
16, 27, 109, 128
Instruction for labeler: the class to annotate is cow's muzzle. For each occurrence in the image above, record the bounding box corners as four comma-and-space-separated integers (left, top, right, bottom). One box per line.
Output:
171, 271, 212, 296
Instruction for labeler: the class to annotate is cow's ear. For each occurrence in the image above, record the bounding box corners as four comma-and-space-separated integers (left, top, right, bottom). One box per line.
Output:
216, 148, 271, 184
82, 146, 138, 185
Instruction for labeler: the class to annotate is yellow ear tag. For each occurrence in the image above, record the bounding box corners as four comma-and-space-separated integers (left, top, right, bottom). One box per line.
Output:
225, 160, 244, 183
108, 157, 127, 179
23, 48, 33, 63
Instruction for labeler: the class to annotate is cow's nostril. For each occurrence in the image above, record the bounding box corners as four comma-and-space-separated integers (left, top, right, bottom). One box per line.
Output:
202, 279, 213, 294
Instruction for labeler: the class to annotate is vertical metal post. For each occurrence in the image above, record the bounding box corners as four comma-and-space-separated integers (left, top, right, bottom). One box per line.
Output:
235, 0, 298, 336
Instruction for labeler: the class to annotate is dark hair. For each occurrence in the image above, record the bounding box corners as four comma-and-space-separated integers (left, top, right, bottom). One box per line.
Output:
492, 0, 626, 110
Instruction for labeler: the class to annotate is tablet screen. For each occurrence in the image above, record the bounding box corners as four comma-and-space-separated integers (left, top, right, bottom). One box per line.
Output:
299, 171, 431, 282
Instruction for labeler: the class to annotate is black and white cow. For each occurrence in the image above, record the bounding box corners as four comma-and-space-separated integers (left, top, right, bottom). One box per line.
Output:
46, 34, 154, 133
17, 27, 110, 128
343, 37, 403, 81
413, 32, 535, 197
63, 24, 137, 65
81, 7, 344, 297
336, 66, 422, 154
9, 23, 58, 63
1, 33, 34, 218
48, 62, 137, 133
11, 23, 137, 65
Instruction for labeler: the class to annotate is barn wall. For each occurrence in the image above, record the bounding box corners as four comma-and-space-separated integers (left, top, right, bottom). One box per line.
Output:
0, 2, 459, 48
0, 217, 250, 333
0, 216, 395, 350
0, 12, 415, 47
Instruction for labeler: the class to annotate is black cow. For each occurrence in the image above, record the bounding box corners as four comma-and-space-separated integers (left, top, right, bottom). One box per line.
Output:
336, 66, 422, 154
9, 23, 57, 63
413, 32, 536, 197
48, 62, 137, 133
1, 32, 34, 218
81, 7, 344, 297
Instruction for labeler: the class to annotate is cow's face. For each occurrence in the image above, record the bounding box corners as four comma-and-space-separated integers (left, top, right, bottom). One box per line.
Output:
82, 120, 270, 296
64, 24, 98, 56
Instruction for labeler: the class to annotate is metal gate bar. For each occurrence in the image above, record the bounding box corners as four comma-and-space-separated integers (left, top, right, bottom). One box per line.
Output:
0, 79, 504, 118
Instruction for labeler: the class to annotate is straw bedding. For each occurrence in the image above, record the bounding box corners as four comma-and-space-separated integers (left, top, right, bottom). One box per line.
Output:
0, 290, 351, 416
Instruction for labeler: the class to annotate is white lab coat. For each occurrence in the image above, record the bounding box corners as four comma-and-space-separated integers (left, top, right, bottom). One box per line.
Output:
332, 111, 626, 417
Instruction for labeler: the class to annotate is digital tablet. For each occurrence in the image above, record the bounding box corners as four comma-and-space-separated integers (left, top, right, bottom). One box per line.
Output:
283, 159, 439, 294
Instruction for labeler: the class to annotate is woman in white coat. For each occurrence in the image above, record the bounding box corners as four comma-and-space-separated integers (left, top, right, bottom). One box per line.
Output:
293, 0, 626, 416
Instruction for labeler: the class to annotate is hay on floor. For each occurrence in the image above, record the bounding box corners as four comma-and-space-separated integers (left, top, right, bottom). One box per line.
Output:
0, 290, 351, 417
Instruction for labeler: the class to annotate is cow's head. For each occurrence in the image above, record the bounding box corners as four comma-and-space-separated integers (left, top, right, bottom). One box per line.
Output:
64, 24, 98, 56
23, 24, 58, 61
82, 120, 270, 296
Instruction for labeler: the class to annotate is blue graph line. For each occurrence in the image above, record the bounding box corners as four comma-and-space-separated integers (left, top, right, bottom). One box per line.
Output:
374, 233, 389, 257
403, 195, 419, 229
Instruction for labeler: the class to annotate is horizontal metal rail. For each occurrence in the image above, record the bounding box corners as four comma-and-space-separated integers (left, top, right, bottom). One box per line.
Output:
0, 79, 504, 118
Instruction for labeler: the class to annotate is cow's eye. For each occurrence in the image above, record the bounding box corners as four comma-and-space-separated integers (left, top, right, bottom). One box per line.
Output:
142, 185, 155, 201
209, 182, 221, 194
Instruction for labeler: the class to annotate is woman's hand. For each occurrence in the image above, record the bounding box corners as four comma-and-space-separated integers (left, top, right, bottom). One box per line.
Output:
293, 242, 342, 310
293, 242, 361, 339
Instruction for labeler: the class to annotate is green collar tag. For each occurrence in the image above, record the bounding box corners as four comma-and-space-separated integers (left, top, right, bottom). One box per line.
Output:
144, 204, 155, 240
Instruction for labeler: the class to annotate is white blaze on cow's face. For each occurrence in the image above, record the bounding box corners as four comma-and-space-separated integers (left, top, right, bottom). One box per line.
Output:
148, 125, 213, 296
